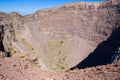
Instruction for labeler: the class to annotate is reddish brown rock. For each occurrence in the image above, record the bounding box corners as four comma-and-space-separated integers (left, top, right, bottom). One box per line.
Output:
0, 0, 120, 71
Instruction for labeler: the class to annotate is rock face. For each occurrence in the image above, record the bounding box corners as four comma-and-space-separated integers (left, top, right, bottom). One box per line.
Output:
0, 0, 120, 71
70, 26, 120, 70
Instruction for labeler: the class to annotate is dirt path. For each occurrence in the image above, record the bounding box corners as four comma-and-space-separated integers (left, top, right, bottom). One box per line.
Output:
0, 53, 120, 80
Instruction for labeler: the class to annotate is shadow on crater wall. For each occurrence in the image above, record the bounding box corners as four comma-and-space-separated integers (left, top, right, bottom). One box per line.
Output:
0, 25, 5, 52
70, 26, 120, 70
0, 25, 11, 57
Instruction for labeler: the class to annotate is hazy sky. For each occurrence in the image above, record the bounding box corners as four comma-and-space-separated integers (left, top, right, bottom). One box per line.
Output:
0, 0, 105, 15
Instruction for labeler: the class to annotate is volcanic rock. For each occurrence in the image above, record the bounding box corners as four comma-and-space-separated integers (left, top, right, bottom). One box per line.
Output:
0, 0, 120, 71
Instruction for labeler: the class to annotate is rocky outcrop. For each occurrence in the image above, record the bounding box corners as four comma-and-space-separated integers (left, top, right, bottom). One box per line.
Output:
0, 0, 120, 71
0, 25, 4, 52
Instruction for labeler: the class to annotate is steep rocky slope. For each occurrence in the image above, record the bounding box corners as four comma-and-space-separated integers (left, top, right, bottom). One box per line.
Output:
0, 0, 120, 71
71, 26, 120, 70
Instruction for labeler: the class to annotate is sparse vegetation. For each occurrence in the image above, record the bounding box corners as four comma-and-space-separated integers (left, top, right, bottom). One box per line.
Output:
0, 0, 120, 80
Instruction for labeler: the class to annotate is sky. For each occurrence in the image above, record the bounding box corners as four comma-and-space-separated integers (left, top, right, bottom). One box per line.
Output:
0, 0, 105, 15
